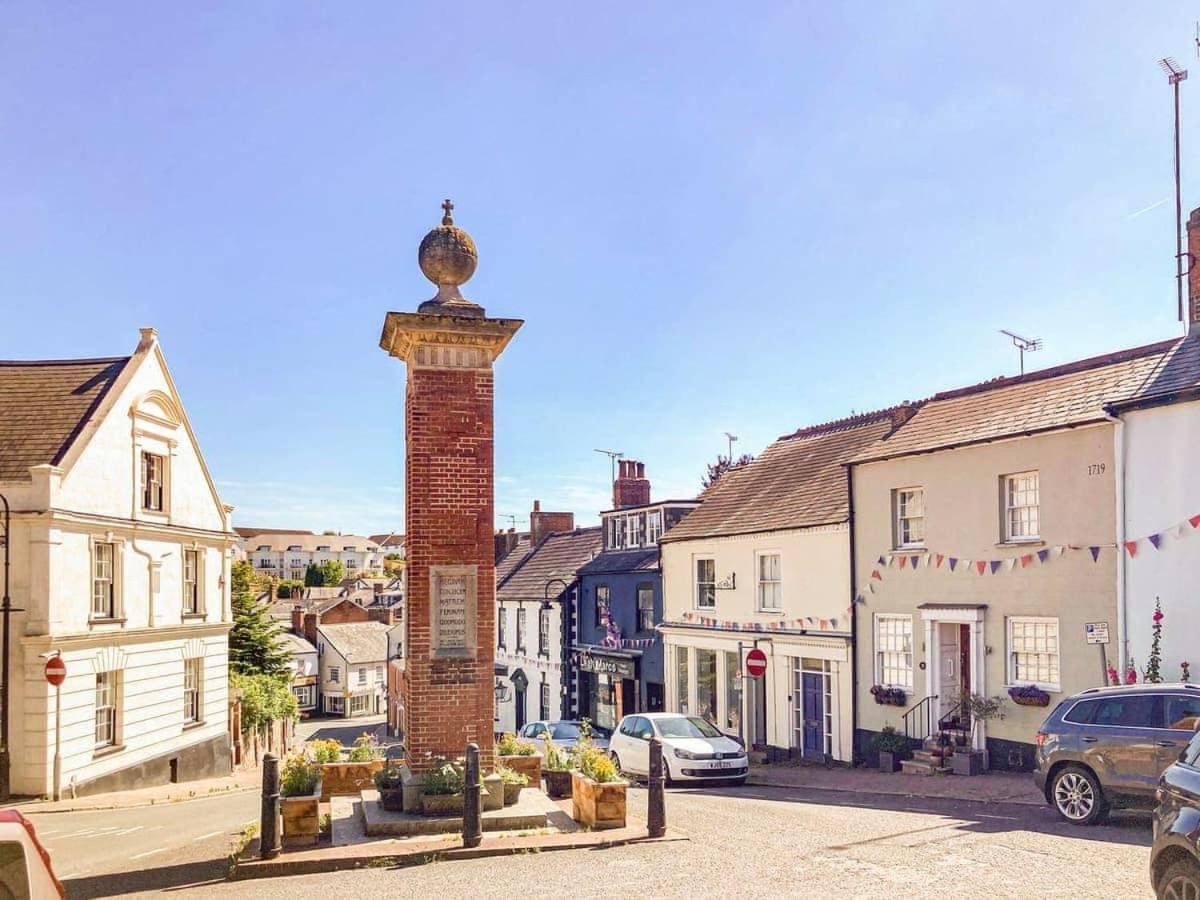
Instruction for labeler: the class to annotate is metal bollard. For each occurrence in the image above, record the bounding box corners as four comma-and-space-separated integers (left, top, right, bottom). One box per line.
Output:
463, 742, 482, 848
647, 736, 666, 838
261, 753, 281, 859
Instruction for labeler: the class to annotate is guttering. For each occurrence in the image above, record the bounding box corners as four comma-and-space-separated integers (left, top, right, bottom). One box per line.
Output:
1102, 411, 1128, 674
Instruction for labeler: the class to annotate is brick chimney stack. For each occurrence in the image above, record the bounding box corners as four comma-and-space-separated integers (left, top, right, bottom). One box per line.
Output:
530, 499, 574, 546
1187, 207, 1200, 332
613, 459, 651, 509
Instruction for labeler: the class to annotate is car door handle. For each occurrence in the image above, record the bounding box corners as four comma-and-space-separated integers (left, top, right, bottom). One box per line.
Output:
1080, 737, 1098, 743
1156, 741, 1177, 748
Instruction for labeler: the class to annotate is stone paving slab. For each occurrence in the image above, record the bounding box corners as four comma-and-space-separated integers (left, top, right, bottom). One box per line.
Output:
746, 762, 1045, 806
8, 767, 262, 814
360, 787, 560, 836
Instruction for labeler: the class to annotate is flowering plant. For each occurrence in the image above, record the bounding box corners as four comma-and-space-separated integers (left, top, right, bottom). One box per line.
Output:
1107, 665, 1120, 686
1145, 599, 1164, 684
1008, 684, 1051, 707
870, 685, 907, 706
1183, 661, 1192, 683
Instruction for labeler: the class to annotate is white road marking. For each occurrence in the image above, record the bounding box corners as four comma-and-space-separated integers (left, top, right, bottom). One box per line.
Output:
192, 830, 223, 841
129, 847, 166, 860
110, 826, 144, 836
978, 814, 1020, 820
36, 829, 60, 836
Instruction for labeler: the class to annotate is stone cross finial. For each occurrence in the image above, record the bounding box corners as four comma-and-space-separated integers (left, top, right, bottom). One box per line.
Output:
441, 198, 454, 226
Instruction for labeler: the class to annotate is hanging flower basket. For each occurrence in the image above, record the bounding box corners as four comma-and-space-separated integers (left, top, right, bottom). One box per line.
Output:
870, 685, 907, 707
1008, 685, 1050, 707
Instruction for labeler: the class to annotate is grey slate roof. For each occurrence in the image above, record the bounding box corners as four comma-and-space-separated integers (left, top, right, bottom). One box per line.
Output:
495, 534, 534, 584
276, 632, 318, 657
498, 527, 603, 600
0, 357, 129, 482
318, 621, 389, 664
577, 547, 659, 576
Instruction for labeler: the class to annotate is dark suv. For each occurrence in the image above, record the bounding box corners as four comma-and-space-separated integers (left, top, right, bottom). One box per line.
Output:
1033, 683, 1200, 825
1151, 728, 1200, 898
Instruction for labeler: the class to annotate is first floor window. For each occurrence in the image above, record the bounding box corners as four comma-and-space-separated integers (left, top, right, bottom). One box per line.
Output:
358, 668, 367, 685
1008, 617, 1060, 689
637, 583, 655, 632
538, 607, 550, 656
516, 607, 527, 653
375, 665, 383, 680
540, 681, 550, 720
756, 553, 781, 611
894, 487, 925, 548
183, 657, 202, 724
695, 558, 715, 609
95, 671, 119, 748
183, 549, 200, 614
1004, 471, 1040, 541
498, 607, 507, 649
92, 541, 117, 619
874, 615, 913, 691
595, 585, 610, 627
329, 666, 340, 684
676, 647, 689, 714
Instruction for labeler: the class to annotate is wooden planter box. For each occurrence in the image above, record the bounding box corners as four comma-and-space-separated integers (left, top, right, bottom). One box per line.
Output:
420, 793, 465, 817
502, 781, 522, 806
542, 768, 572, 799
571, 771, 627, 830
498, 753, 542, 788
281, 779, 322, 848
951, 750, 986, 776
377, 786, 405, 811
320, 759, 385, 800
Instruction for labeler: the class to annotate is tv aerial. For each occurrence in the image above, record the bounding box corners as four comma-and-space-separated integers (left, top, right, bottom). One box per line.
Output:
999, 330, 1043, 375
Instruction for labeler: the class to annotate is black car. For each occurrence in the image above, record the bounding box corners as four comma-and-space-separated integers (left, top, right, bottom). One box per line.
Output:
1151, 727, 1200, 898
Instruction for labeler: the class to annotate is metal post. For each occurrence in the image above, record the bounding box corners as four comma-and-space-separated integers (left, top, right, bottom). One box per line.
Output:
52, 681, 61, 802
463, 742, 482, 848
1176, 75, 1185, 323
647, 736, 666, 838
0, 493, 10, 801
260, 753, 281, 860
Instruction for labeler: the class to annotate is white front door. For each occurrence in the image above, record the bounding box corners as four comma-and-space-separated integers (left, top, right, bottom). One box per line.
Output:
938, 622, 960, 720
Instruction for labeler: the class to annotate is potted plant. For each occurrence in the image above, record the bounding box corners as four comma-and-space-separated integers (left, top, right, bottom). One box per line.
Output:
279, 753, 322, 848
420, 757, 466, 816
870, 685, 907, 707
496, 765, 528, 806
571, 746, 627, 829
951, 693, 1007, 776
540, 732, 574, 799
496, 732, 543, 788
1007, 684, 1051, 708
316, 733, 387, 799
869, 726, 911, 772
373, 764, 406, 812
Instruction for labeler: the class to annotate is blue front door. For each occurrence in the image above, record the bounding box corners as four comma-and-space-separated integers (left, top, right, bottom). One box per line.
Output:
802, 673, 824, 759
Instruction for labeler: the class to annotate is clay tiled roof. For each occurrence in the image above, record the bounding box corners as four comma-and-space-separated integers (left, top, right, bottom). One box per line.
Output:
854, 338, 1187, 464
661, 411, 897, 543
235, 527, 315, 539
0, 357, 129, 482
369, 533, 405, 550
498, 527, 602, 601
317, 621, 389, 664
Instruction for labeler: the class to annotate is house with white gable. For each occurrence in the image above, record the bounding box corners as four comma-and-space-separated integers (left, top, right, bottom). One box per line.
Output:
0, 328, 235, 797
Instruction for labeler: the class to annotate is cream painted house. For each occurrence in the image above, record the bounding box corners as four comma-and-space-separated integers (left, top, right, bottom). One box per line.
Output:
660, 411, 899, 763
245, 533, 385, 581
850, 340, 1185, 770
315, 621, 390, 717
0, 328, 235, 797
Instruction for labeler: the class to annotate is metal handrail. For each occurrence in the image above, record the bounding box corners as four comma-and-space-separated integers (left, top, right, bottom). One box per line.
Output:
902, 694, 938, 740
937, 697, 971, 734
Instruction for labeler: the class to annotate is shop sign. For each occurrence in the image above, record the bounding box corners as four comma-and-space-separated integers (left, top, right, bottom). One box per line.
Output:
578, 654, 636, 679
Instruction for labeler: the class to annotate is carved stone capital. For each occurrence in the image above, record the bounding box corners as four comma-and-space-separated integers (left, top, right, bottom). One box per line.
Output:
379, 312, 523, 370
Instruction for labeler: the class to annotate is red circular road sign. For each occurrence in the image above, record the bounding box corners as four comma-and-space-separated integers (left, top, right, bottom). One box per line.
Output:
745, 648, 768, 678
44, 657, 66, 687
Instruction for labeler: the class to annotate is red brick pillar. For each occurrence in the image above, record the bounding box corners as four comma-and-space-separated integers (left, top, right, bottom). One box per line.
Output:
380, 206, 521, 773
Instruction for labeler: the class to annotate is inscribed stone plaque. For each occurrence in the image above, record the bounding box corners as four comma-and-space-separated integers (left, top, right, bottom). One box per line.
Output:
430, 565, 478, 658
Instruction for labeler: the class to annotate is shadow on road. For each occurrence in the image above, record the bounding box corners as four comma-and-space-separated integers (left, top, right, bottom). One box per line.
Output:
299, 718, 400, 748
63, 857, 228, 899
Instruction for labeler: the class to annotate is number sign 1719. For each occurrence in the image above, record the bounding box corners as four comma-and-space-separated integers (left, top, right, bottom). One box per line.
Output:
1088, 463, 1106, 476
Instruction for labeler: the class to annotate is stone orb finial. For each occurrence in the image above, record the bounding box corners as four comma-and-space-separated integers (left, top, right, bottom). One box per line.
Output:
418, 198, 478, 288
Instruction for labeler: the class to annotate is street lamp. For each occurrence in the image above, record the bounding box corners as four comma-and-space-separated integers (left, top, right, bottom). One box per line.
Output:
0, 493, 22, 802
494, 679, 510, 703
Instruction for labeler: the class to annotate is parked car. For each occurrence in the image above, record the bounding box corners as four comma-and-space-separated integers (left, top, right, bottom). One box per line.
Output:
517, 720, 611, 753
0, 809, 64, 898
608, 713, 748, 785
1151, 727, 1200, 898
1033, 682, 1200, 825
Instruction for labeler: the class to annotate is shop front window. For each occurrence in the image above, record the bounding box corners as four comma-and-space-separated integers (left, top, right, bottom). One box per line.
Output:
676, 648, 689, 714
596, 676, 616, 731
696, 648, 717, 726
724, 651, 742, 734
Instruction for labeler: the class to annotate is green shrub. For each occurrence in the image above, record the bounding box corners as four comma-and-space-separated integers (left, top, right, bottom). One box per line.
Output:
579, 747, 620, 783
231, 673, 298, 733
869, 726, 912, 759
280, 754, 319, 797
347, 733, 382, 762
496, 733, 537, 756
422, 758, 465, 796
540, 733, 571, 772
374, 765, 405, 791
309, 739, 342, 764
495, 765, 529, 785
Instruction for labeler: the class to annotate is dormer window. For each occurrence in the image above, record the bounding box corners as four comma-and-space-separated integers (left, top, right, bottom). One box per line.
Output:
317, 545, 331, 552
257, 545, 270, 552
288, 545, 301, 552
343, 546, 355, 552
141, 451, 166, 512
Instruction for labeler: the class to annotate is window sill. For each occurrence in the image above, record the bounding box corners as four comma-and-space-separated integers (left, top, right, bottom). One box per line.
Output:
887, 547, 928, 556
181, 612, 206, 622
182, 720, 206, 732
93, 744, 125, 759
756, 609, 784, 616
89, 617, 127, 627
996, 539, 1044, 548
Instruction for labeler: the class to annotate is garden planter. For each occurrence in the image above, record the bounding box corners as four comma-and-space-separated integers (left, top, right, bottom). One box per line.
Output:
951, 750, 986, 776
420, 793, 465, 817
498, 753, 542, 788
542, 768, 573, 799
280, 779, 322, 848
320, 759, 385, 800
378, 787, 405, 811
1011, 695, 1050, 708
571, 770, 627, 830
502, 781, 522, 806
878, 751, 902, 773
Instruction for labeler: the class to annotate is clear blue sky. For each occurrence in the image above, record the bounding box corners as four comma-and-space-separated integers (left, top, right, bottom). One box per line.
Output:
1, 3, 1196, 534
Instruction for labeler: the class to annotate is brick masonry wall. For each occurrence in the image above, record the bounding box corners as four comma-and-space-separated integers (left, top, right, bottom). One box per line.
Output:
403, 363, 497, 772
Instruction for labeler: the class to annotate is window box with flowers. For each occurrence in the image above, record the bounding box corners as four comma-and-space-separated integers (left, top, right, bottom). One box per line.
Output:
1007, 684, 1051, 708
870, 685, 907, 707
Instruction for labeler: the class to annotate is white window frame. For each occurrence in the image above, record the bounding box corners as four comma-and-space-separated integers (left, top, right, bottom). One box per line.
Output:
325, 694, 345, 715
95, 671, 120, 749
1003, 471, 1040, 542
873, 614, 913, 691
636, 583, 655, 632
756, 551, 782, 612
893, 487, 926, 549
538, 607, 551, 656
329, 666, 340, 684
182, 548, 203, 615
1007, 616, 1060, 691
183, 657, 203, 725
141, 450, 168, 513
540, 681, 551, 720
293, 684, 316, 708
498, 606, 507, 650
647, 510, 663, 544
357, 667, 367, 686
516, 606, 527, 653
91, 539, 121, 620
695, 557, 716, 610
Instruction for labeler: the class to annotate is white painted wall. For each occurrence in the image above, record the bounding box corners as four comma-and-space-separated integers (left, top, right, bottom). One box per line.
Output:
495, 600, 564, 734
1122, 400, 1200, 680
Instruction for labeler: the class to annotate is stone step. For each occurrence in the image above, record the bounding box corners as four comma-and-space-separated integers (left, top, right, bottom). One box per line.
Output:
900, 759, 951, 776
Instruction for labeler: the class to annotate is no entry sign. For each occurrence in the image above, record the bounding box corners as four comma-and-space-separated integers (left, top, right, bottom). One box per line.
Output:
44, 656, 66, 687
745, 648, 768, 678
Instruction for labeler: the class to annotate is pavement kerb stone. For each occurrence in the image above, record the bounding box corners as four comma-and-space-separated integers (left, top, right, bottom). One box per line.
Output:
8, 783, 260, 815
230, 829, 690, 880
744, 772, 1045, 807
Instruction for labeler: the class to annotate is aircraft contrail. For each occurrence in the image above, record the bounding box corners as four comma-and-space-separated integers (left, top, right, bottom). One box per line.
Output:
1127, 197, 1169, 219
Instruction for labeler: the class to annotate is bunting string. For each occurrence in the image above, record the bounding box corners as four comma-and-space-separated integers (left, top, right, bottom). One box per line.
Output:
664, 610, 846, 632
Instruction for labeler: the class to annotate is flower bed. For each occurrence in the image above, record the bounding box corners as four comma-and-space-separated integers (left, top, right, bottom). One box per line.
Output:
320, 759, 386, 800
571, 770, 627, 829
279, 754, 322, 848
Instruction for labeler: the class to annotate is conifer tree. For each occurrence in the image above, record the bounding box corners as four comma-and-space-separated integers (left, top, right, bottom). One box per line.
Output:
229, 560, 290, 677
304, 563, 322, 587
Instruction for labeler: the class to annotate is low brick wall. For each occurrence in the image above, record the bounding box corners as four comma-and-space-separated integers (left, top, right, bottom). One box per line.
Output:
320, 760, 386, 800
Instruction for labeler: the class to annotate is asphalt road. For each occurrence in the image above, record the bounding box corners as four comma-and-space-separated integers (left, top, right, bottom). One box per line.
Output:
140, 781, 1154, 899
25, 790, 259, 898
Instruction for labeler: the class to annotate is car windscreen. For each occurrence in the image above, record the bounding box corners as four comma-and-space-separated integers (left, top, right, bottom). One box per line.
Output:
551, 723, 580, 740
0, 840, 29, 900
655, 716, 724, 739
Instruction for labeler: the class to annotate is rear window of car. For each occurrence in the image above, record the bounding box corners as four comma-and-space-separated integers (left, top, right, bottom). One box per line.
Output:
1166, 695, 1200, 731
1064, 695, 1162, 728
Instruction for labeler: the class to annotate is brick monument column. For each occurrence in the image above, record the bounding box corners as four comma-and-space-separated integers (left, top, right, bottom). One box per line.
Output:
380, 201, 521, 784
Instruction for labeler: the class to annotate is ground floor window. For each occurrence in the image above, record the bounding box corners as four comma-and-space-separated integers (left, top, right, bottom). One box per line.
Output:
183, 657, 202, 724
675, 647, 689, 714
325, 694, 345, 715
349, 693, 372, 716
595, 676, 616, 731
696, 648, 717, 726
1007, 616, 1060, 690
540, 681, 550, 720
724, 651, 742, 734
95, 671, 120, 749
293, 684, 316, 708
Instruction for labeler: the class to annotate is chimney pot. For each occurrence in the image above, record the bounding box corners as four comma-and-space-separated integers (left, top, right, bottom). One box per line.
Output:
533, 500, 541, 512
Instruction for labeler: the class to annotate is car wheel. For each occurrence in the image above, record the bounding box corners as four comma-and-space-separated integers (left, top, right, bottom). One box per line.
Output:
1158, 857, 1200, 900
1051, 765, 1108, 826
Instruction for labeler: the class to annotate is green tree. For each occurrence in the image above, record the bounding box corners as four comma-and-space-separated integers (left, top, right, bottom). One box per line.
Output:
304, 563, 322, 587
229, 560, 290, 677
231, 672, 298, 734
701, 453, 755, 490
319, 559, 345, 585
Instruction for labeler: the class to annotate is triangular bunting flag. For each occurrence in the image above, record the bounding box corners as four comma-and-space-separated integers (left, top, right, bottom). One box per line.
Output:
1175, 524, 1188, 539
871, 569, 883, 581
830, 618, 838, 629
867, 582, 876, 594
1052, 545, 1066, 558
1089, 546, 1101, 562
1020, 554, 1033, 568
1191, 514, 1200, 529
976, 560, 987, 575
1148, 533, 1163, 550
1037, 549, 1049, 563
1124, 540, 1139, 558
898, 556, 907, 570
909, 555, 920, 570
935, 553, 945, 568
948, 557, 958, 571
877, 555, 887, 566
1004, 558, 1017, 572
989, 560, 1002, 574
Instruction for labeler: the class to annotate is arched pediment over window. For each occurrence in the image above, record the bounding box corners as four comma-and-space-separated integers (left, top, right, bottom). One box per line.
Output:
130, 389, 183, 428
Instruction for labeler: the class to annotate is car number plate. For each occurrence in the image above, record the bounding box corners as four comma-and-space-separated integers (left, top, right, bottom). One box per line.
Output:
713, 761, 731, 769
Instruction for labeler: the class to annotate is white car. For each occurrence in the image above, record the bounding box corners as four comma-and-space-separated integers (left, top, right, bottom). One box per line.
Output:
608, 713, 748, 785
